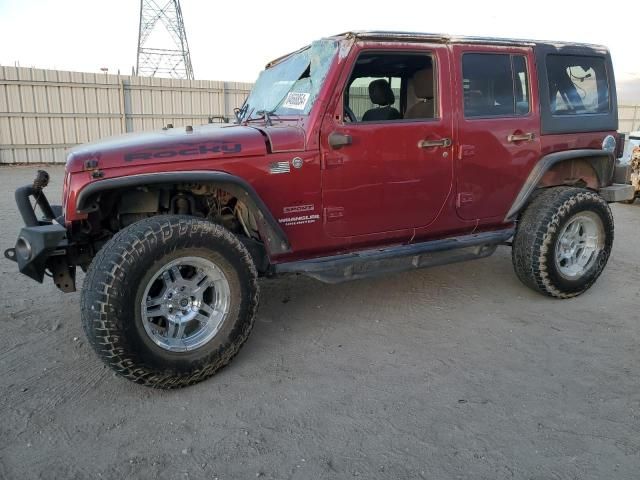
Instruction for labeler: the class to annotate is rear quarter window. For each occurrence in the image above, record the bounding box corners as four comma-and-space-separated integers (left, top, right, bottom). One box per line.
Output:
536, 45, 617, 134
546, 54, 610, 115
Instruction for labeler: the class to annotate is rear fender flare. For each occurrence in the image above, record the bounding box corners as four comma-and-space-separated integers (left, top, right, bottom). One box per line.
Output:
505, 149, 614, 221
75, 171, 291, 255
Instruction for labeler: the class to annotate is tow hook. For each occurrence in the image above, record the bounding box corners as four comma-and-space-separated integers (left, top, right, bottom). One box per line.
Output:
4, 247, 17, 263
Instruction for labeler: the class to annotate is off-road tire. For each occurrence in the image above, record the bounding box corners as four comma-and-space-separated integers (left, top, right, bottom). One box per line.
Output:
512, 187, 614, 298
81, 215, 259, 388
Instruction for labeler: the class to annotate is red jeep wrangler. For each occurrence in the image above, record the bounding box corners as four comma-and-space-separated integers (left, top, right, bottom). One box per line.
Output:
5, 32, 634, 388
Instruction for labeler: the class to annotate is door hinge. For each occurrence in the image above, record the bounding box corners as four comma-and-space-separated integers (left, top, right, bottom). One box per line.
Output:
324, 206, 344, 221
457, 192, 474, 207
459, 145, 475, 159
323, 155, 344, 169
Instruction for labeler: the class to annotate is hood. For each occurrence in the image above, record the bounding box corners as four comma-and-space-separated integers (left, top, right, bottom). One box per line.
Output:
66, 124, 268, 173
66, 123, 308, 173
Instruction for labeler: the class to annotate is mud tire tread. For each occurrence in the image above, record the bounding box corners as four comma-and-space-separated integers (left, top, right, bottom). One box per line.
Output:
81, 215, 259, 389
512, 187, 613, 299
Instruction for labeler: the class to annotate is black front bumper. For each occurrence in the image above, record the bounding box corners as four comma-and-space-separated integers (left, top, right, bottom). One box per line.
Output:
4, 177, 76, 292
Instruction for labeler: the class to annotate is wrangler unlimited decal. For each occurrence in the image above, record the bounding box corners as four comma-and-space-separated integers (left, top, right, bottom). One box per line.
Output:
278, 214, 320, 226
124, 141, 242, 161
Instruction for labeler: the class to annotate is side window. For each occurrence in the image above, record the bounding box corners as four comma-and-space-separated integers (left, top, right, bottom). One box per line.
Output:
546, 54, 609, 115
462, 53, 530, 118
348, 77, 401, 122
512, 56, 530, 115
344, 52, 436, 123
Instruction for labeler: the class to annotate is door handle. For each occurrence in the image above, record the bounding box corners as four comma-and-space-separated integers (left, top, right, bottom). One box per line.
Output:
507, 132, 535, 143
328, 132, 352, 149
418, 138, 452, 148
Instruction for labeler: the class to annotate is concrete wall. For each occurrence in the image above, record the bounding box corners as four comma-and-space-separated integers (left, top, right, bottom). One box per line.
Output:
0, 65, 252, 164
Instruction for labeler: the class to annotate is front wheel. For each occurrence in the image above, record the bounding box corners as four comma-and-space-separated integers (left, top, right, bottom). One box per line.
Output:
81, 215, 259, 388
512, 187, 614, 298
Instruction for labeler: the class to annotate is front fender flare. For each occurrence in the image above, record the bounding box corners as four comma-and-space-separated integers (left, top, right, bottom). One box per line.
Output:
75, 171, 291, 255
505, 149, 614, 221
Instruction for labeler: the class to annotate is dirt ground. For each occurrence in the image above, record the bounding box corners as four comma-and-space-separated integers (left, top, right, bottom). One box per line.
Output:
0, 165, 639, 480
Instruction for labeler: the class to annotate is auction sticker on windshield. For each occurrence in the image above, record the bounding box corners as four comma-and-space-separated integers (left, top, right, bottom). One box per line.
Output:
282, 92, 310, 110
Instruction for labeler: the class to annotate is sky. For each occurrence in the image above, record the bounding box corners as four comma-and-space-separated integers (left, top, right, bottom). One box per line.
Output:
0, 0, 638, 100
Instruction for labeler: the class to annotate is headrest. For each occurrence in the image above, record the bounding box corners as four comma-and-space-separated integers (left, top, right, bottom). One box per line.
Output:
412, 68, 434, 99
368, 79, 395, 106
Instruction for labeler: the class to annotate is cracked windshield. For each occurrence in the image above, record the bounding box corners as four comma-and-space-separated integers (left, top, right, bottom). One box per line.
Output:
240, 39, 338, 121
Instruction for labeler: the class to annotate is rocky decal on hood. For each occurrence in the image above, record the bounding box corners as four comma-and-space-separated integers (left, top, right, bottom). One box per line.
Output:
124, 140, 242, 162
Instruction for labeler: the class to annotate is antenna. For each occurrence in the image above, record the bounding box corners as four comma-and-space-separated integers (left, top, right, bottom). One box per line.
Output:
136, 0, 195, 80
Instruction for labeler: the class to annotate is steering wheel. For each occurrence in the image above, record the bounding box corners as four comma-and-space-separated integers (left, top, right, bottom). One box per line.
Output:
344, 105, 357, 123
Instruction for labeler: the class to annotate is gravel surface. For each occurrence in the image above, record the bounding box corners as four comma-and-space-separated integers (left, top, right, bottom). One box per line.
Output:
1, 165, 639, 480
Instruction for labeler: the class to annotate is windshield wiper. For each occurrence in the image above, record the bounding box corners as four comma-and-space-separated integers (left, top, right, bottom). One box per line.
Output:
245, 109, 279, 126
234, 104, 249, 124
255, 109, 278, 126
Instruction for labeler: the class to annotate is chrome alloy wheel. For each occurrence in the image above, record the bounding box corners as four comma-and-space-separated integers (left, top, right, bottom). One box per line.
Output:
554, 212, 604, 280
141, 256, 231, 352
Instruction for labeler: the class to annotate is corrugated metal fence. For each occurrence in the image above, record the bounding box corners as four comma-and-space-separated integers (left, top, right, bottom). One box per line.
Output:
1, 65, 639, 164
349, 87, 400, 120
0, 65, 252, 164
619, 105, 640, 135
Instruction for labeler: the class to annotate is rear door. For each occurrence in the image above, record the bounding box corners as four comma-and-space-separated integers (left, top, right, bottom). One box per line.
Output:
453, 45, 541, 221
320, 44, 454, 238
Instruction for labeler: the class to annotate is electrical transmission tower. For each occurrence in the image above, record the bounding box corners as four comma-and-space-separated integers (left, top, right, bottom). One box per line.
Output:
136, 0, 194, 79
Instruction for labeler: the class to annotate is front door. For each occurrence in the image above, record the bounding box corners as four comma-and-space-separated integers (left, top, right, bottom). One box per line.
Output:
320, 45, 454, 238
453, 45, 541, 221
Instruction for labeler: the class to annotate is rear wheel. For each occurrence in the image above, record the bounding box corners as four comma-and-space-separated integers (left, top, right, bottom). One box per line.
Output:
81, 215, 259, 388
512, 187, 613, 298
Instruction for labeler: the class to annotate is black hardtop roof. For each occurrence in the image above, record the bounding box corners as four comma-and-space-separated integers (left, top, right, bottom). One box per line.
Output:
332, 30, 609, 52
266, 31, 609, 69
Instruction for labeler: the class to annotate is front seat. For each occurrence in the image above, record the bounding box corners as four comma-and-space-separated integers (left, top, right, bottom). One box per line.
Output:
406, 68, 435, 119
362, 79, 402, 121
